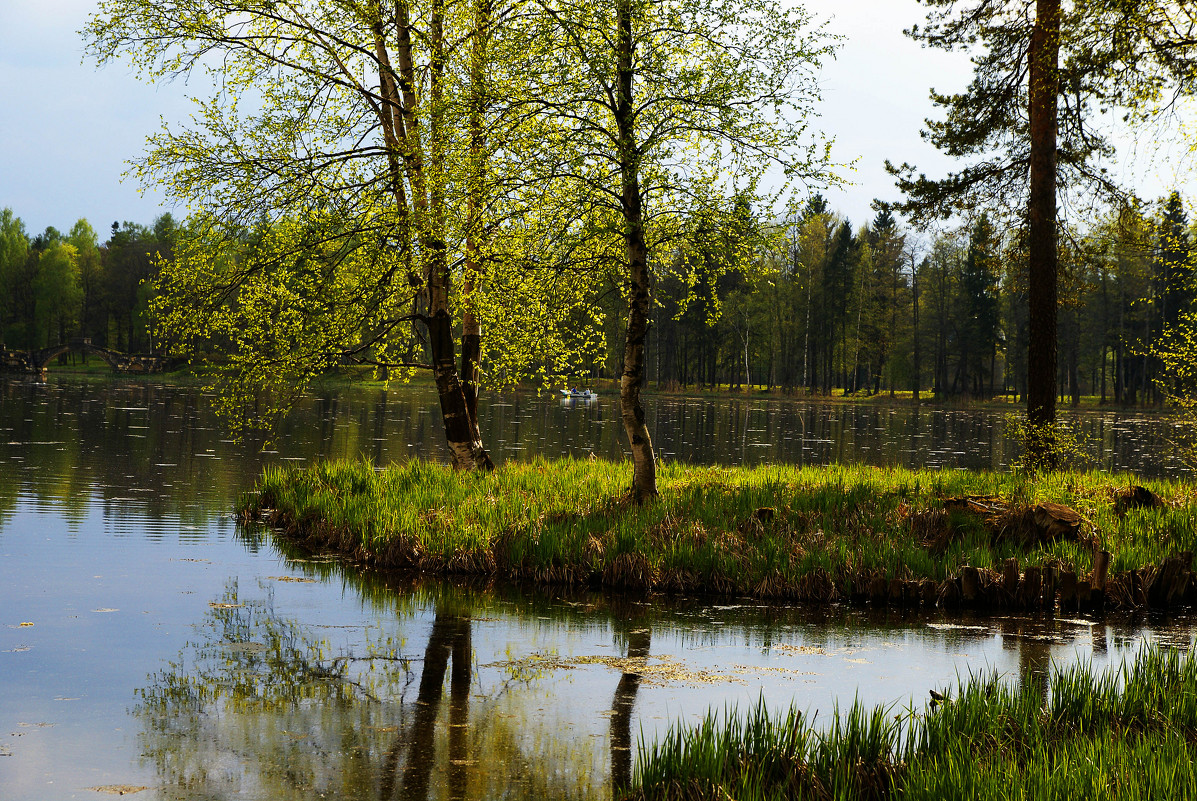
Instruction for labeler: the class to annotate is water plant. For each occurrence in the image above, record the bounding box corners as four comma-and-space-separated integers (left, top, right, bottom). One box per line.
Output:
627, 646, 1197, 800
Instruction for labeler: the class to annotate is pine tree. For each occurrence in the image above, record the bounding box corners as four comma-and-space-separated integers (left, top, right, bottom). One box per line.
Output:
959, 214, 1002, 397
886, 0, 1197, 456
1157, 191, 1192, 332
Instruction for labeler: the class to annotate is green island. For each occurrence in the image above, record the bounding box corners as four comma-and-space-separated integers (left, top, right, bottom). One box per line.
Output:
9, 0, 1197, 793
243, 458, 1197, 611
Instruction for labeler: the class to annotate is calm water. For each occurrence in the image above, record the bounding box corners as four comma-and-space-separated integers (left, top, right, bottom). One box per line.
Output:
1, 377, 1194, 800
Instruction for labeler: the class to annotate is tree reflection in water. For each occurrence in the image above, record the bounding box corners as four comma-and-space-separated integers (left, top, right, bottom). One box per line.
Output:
608, 599, 651, 795
383, 605, 471, 801
134, 580, 600, 800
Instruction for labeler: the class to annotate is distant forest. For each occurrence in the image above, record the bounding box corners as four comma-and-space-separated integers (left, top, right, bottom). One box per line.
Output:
1, 193, 1191, 408
0, 210, 177, 356
627, 193, 1193, 407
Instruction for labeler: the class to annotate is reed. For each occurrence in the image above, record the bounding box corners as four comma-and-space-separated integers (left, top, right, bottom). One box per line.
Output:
628, 646, 1197, 801
241, 458, 1197, 607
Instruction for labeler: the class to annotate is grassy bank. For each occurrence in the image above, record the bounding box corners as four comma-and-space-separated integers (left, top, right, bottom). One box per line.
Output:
626, 646, 1197, 800
240, 458, 1197, 610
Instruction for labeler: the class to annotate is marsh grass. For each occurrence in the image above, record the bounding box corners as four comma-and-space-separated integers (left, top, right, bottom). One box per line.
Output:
628, 646, 1197, 801
241, 458, 1197, 603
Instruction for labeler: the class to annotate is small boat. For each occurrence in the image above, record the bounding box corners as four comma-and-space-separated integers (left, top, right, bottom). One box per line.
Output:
558, 388, 597, 399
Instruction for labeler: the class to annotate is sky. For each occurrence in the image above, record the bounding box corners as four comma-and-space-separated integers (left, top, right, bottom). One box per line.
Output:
0, 0, 1193, 240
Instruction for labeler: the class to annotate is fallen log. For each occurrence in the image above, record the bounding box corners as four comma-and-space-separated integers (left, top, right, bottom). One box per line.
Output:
993, 502, 1089, 549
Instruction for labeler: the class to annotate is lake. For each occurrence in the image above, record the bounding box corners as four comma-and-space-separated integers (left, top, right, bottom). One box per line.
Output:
1, 377, 1193, 800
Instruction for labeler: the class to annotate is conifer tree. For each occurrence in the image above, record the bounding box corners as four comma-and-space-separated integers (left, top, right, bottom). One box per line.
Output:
887, 0, 1197, 456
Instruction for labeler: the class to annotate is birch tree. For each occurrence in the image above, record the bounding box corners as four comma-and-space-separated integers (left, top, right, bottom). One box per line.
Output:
85, 0, 603, 468
525, 0, 837, 500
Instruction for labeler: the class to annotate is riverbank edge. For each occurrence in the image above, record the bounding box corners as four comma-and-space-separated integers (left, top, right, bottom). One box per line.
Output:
238, 458, 1197, 614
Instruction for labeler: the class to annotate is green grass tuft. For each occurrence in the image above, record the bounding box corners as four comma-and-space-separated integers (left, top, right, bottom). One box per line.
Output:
628, 646, 1197, 801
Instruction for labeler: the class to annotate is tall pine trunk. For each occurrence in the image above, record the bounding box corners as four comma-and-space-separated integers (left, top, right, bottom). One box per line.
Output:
1026, 0, 1060, 432
912, 255, 921, 404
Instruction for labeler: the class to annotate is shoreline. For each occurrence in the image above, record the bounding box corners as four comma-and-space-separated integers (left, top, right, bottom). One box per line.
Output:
239, 458, 1197, 613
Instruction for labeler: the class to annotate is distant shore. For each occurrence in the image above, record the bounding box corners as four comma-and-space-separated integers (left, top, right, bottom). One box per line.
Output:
240, 458, 1197, 612
13, 364, 1176, 415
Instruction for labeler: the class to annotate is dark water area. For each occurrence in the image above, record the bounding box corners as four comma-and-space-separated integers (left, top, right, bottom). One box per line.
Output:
1, 377, 1194, 800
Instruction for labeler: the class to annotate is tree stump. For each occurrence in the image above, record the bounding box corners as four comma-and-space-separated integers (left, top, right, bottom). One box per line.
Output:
1133, 568, 1150, 607
1042, 566, 1057, 614
1092, 550, 1111, 592
1057, 569, 1077, 611
752, 506, 776, 523
1076, 578, 1092, 610
961, 566, 983, 604
1003, 557, 1020, 598
1020, 566, 1042, 609
1114, 485, 1166, 514
1148, 558, 1186, 607
939, 578, 961, 607
869, 576, 889, 605
921, 579, 939, 606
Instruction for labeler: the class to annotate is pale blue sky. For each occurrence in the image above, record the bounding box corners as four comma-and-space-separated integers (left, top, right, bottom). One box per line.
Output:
0, 1, 194, 235
0, 0, 1190, 238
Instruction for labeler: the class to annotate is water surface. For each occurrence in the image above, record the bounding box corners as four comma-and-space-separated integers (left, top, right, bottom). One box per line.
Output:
1, 377, 1193, 800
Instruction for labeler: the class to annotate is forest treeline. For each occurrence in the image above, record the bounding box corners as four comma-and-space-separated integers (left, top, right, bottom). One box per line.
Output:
0, 209, 177, 355
621, 193, 1193, 407
1, 192, 1191, 408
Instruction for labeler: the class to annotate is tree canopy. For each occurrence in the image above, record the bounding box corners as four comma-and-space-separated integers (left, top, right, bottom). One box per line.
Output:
85, 0, 608, 466
520, 0, 837, 498
85, 0, 838, 496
